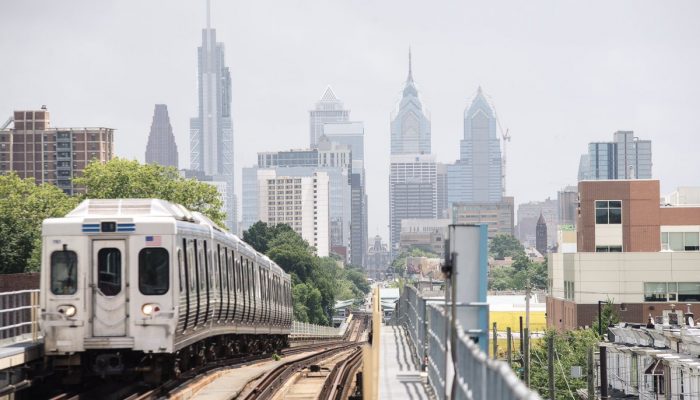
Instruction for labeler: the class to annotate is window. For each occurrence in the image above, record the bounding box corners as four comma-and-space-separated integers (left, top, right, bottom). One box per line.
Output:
97, 248, 121, 296
595, 200, 622, 224
643, 282, 698, 302
51, 251, 77, 295
661, 232, 700, 251
139, 248, 169, 295
595, 246, 622, 252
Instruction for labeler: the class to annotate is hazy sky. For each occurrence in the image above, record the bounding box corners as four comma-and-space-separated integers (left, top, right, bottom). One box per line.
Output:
2, 1, 699, 239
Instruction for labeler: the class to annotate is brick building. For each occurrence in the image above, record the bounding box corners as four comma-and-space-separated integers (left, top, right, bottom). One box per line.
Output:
548, 180, 700, 331
0, 107, 114, 195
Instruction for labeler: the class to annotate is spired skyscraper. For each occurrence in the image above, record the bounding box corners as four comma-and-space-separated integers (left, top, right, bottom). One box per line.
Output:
145, 104, 179, 168
190, 0, 236, 231
447, 87, 503, 204
390, 50, 431, 156
389, 50, 437, 257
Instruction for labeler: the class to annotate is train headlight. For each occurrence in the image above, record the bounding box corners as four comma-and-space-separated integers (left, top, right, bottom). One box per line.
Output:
58, 305, 77, 318
141, 303, 160, 316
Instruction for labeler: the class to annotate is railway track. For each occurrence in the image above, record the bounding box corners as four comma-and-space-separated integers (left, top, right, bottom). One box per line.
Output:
318, 346, 364, 400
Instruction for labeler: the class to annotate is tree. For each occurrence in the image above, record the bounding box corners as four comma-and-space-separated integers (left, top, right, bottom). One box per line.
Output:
489, 234, 526, 260
74, 158, 226, 226
592, 299, 620, 338
0, 173, 77, 273
242, 221, 295, 254
488, 257, 548, 291
526, 329, 599, 399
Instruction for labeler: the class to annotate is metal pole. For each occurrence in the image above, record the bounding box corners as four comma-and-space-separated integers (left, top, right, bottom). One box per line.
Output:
548, 334, 555, 400
588, 346, 595, 400
506, 327, 512, 366
492, 322, 498, 359
519, 316, 523, 354
598, 300, 603, 337
524, 327, 530, 387
600, 345, 608, 399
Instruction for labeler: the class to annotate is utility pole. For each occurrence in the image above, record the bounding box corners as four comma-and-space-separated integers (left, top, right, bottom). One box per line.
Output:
525, 278, 532, 388
548, 334, 555, 400
523, 328, 530, 387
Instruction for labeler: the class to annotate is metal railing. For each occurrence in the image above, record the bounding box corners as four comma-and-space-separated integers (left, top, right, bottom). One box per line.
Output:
290, 315, 350, 340
0, 289, 40, 345
397, 285, 541, 400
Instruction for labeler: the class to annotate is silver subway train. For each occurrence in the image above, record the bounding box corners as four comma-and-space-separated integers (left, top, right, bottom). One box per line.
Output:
40, 199, 292, 380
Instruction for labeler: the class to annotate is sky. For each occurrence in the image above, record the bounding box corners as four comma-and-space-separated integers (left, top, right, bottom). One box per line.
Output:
2, 1, 699, 240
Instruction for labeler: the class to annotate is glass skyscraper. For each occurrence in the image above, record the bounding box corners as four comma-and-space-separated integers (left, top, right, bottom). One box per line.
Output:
390, 50, 431, 155
447, 87, 503, 204
578, 131, 652, 180
189, 1, 236, 231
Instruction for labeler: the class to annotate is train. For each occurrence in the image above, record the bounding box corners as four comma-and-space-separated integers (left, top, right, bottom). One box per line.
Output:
40, 199, 293, 381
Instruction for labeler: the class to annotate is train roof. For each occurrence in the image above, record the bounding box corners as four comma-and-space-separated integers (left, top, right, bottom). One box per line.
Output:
68, 199, 195, 221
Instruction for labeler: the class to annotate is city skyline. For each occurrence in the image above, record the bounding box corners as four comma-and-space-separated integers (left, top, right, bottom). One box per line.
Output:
2, 1, 699, 239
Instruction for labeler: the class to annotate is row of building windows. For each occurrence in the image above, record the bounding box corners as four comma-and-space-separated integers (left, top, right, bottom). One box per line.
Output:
644, 282, 700, 302
661, 232, 700, 251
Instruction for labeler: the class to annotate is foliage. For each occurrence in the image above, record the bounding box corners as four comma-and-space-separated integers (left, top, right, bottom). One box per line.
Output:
592, 299, 620, 337
391, 247, 439, 277
74, 158, 226, 226
243, 221, 371, 325
489, 234, 526, 260
522, 329, 599, 399
0, 173, 78, 274
488, 255, 547, 291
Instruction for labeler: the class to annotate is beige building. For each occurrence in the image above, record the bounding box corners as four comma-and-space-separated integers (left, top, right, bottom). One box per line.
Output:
258, 171, 330, 257
450, 196, 514, 238
0, 108, 114, 195
399, 218, 449, 255
548, 180, 700, 331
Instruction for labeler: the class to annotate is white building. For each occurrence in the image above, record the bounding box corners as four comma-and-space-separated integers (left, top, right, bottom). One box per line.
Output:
258, 171, 330, 257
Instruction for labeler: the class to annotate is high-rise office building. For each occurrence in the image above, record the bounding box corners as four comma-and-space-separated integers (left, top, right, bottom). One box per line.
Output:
0, 108, 114, 195
389, 154, 438, 256
577, 131, 652, 181
557, 185, 578, 227
145, 104, 178, 168
390, 50, 431, 155
389, 51, 435, 257
309, 87, 349, 148
257, 171, 330, 257
516, 198, 558, 247
190, 1, 236, 232
447, 87, 502, 204
436, 163, 449, 219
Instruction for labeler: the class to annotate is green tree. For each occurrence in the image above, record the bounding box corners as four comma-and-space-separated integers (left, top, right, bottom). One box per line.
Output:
0, 173, 77, 273
74, 158, 226, 226
592, 299, 620, 337
292, 282, 328, 325
525, 329, 599, 399
488, 257, 548, 291
242, 221, 295, 254
489, 234, 526, 260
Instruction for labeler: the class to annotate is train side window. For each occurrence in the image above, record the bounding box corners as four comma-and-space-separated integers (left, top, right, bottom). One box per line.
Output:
138, 248, 169, 295
50, 250, 78, 295
97, 248, 121, 296
189, 240, 196, 292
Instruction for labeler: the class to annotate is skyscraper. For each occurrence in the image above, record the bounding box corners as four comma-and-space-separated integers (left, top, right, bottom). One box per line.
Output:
189, 0, 236, 231
447, 87, 502, 204
145, 104, 178, 168
389, 50, 436, 257
577, 131, 652, 181
309, 87, 349, 148
390, 50, 431, 155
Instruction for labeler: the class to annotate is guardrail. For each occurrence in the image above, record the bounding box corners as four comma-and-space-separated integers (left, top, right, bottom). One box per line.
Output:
289, 314, 351, 340
397, 285, 541, 400
0, 289, 40, 346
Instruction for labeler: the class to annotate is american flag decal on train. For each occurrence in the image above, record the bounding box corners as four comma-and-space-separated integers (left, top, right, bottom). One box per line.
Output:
145, 236, 161, 246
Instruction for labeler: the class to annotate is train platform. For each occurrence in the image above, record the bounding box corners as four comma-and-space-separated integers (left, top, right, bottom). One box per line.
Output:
379, 323, 429, 400
0, 340, 42, 371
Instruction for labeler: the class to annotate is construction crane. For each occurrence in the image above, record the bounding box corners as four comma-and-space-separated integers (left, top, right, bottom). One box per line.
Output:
495, 111, 510, 197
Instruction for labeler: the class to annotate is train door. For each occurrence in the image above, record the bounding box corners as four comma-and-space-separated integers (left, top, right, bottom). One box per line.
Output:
91, 240, 127, 337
